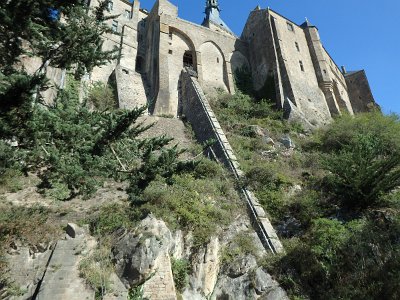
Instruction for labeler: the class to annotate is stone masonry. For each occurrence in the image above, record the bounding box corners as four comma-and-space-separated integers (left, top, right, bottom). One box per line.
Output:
143, 252, 177, 300
81, 0, 378, 126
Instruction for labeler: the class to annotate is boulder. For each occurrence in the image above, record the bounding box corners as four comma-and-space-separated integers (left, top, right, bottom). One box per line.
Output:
279, 136, 295, 149
112, 215, 172, 287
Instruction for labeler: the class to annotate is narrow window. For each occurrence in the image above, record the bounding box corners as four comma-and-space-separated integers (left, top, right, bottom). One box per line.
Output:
217, 57, 219, 63
168, 50, 173, 54
108, 1, 113, 11
183, 51, 193, 68
295, 42, 300, 52
287, 22, 294, 31
125, 10, 131, 19
169, 32, 173, 40
112, 20, 118, 32
299, 60, 304, 72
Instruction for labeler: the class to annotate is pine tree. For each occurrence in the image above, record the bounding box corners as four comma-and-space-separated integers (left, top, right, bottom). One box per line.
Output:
0, 0, 192, 200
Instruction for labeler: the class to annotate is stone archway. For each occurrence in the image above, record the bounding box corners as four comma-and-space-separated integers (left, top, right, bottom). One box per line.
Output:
167, 28, 196, 115
199, 41, 228, 92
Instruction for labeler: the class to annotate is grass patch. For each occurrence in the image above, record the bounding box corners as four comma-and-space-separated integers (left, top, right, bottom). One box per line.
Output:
79, 239, 114, 300
221, 231, 260, 265
88, 203, 134, 236
139, 159, 241, 247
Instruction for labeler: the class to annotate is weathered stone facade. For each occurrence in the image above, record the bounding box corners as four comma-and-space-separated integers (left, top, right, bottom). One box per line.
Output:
86, 0, 377, 125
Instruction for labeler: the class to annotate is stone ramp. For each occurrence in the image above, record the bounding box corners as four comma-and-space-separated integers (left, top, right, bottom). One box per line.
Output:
36, 235, 94, 300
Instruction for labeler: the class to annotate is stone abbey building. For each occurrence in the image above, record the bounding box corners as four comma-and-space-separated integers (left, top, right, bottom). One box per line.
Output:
87, 0, 377, 127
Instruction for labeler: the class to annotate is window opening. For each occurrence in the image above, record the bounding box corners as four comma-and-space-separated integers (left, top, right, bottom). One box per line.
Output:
125, 10, 131, 19
287, 22, 294, 31
112, 20, 118, 32
295, 42, 300, 51
183, 51, 194, 68
299, 60, 304, 72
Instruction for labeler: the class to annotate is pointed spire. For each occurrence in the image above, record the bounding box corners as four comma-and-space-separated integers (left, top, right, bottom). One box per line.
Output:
206, 0, 220, 11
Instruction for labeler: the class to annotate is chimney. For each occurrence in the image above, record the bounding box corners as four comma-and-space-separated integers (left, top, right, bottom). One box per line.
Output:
341, 66, 347, 74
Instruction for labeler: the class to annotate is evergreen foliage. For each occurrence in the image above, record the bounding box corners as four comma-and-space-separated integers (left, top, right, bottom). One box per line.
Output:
0, 0, 187, 202
0, 0, 119, 140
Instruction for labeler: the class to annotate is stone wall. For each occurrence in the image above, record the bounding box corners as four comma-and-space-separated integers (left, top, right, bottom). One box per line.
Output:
145, 0, 246, 116
270, 11, 332, 126
181, 70, 283, 254
241, 9, 283, 103
20, 54, 66, 105
143, 252, 177, 300
345, 70, 378, 113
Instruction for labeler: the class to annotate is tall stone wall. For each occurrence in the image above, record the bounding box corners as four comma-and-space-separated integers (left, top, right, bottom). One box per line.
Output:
345, 70, 378, 113
89, 0, 138, 82
269, 11, 332, 126
241, 9, 283, 105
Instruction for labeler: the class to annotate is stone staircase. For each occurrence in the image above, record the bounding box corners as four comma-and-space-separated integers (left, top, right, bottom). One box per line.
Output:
35, 230, 94, 300
180, 70, 284, 254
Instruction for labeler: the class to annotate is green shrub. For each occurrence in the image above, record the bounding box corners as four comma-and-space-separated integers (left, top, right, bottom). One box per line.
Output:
171, 258, 189, 293
140, 172, 239, 246
192, 158, 223, 179
89, 203, 133, 236
87, 82, 117, 111
322, 132, 400, 209
0, 169, 24, 193
221, 231, 259, 264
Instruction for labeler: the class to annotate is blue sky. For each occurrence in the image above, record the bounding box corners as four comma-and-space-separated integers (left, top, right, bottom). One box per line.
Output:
138, 0, 400, 114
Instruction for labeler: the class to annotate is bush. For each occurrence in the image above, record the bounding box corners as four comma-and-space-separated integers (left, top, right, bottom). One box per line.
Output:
140, 170, 239, 246
87, 82, 117, 111
171, 258, 189, 293
0, 169, 24, 193
221, 231, 259, 264
319, 113, 400, 209
89, 203, 133, 236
